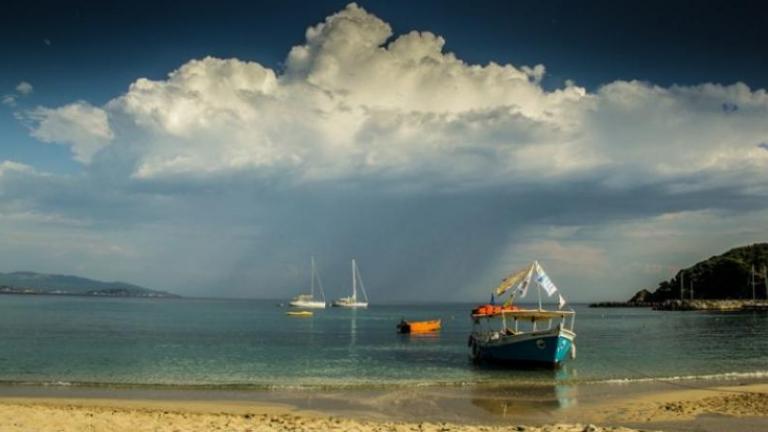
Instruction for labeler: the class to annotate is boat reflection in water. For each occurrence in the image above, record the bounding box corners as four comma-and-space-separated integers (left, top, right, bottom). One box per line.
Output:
401, 331, 441, 341
348, 308, 358, 347
470, 367, 578, 418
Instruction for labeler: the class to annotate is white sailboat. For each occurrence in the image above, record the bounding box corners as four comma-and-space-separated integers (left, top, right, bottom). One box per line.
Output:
289, 257, 326, 309
332, 259, 369, 308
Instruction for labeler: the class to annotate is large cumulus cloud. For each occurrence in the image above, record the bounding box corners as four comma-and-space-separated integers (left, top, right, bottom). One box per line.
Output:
24, 3, 768, 190
22, 3, 768, 192
3, 3, 768, 300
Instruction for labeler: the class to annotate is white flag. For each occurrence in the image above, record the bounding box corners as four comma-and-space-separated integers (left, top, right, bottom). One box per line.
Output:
514, 277, 530, 298
514, 264, 535, 298
558, 293, 567, 309
535, 262, 558, 297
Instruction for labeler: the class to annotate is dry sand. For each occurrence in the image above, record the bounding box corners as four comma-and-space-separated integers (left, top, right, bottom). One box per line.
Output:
587, 383, 768, 424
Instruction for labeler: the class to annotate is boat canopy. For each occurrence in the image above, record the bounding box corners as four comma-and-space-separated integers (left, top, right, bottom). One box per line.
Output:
490, 261, 567, 310
472, 308, 574, 320
494, 264, 534, 296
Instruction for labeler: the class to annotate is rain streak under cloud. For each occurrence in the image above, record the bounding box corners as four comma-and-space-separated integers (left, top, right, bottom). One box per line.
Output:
2, 3, 768, 302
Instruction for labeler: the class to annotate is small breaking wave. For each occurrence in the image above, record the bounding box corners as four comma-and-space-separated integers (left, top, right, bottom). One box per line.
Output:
592, 370, 768, 385
2, 369, 767, 392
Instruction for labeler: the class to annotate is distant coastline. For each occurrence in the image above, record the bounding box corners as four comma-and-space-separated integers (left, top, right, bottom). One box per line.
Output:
0, 271, 179, 299
0, 287, 178, 298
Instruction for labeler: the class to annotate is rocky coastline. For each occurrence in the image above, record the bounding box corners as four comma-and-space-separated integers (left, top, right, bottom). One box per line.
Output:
590, 299, 768, 311
653, 299, 768, 311
588, 301, 652, 308
591, 243, 768, 311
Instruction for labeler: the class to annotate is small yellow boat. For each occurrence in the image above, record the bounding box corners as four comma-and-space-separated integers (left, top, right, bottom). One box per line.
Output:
286, 310, 314, 317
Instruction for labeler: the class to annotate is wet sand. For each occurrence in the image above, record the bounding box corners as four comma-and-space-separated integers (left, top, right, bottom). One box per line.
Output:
0, 381, 765, 431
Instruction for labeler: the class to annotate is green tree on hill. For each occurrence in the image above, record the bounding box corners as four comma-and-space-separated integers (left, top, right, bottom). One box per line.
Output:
650, 243, 768, 301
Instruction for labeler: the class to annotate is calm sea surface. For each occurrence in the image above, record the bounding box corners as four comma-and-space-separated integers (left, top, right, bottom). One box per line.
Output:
0, 295, 766, 389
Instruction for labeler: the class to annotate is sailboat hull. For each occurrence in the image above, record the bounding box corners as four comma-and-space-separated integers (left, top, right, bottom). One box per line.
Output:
333, 259, 369, 308
289, 300, 326, 308
331, 301, 368, 308
289, 257, 326, 309
470, 327, 575, 367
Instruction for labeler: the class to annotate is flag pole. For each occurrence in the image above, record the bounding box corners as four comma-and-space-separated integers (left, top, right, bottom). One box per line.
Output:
536, 261, 542, 311
764, 265, 767, 300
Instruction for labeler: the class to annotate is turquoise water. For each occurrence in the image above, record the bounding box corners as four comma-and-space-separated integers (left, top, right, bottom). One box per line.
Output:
0, 295, 767, 389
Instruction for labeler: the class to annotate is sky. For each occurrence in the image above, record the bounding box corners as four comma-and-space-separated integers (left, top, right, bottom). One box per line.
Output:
1, 0, 767, 302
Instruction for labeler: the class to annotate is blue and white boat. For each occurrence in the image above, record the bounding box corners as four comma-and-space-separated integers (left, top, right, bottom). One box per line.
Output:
468, 261, 576, 367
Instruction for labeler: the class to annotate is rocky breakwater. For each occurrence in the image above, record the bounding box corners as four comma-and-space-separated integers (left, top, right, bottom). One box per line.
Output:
589, 290, 654, 308
654, 299, 768, 311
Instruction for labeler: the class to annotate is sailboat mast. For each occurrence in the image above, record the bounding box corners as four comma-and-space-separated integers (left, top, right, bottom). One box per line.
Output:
310, 256, 315, 297
356, 261, 368, 303
680, 272, 684, 300
752, 264, 756, 301
764, 265, 767, 300
764, 265, 768, 300
352, 259, 357, 301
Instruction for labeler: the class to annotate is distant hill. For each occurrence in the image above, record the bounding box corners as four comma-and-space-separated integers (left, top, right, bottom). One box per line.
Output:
0, 271, 179, 298
641, 243, 768, 303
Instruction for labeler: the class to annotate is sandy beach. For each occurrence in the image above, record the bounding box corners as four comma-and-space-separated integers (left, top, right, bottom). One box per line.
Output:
0, 398, 641, 432
0, 382, 766, 432
590, 382, 768, 424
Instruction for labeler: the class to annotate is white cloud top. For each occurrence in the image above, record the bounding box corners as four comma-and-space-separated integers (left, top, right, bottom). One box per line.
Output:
22, 3, 768, 190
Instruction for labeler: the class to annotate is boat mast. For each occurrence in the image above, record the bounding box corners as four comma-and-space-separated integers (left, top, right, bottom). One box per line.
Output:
310, 256, 315, 298
352, 259, 357, 302
690, 278, 694, 300
764, 265, 767, 300
315, 257, 326, 302
752, 264, 756, 301
680, 271, 684, 301
356, 261, 369, 303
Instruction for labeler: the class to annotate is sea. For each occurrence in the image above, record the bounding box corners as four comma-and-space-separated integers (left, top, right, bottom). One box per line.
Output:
0, 295, 767, 390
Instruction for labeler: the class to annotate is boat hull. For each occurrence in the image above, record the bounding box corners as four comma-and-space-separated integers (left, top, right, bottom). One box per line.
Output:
331, 301, 368, 308
289, 300, 326, 308
470, 327, 575, 367
286, 311, 313, 317
397, 319, 441, 333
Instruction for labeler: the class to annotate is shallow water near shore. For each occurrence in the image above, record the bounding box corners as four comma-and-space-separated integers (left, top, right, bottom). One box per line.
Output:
0, 295, 767, 389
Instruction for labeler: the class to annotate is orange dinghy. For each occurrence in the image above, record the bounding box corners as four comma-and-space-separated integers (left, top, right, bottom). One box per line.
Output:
397, 319, 441, 334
